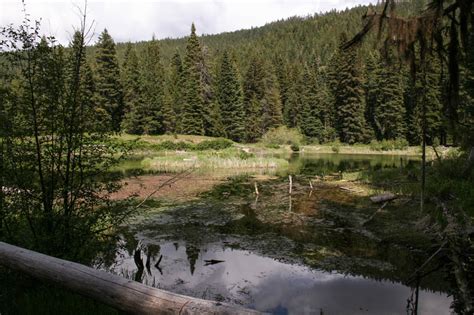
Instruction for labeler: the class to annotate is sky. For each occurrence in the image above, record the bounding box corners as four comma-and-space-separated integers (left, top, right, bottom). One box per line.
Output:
0, 0, 374, 44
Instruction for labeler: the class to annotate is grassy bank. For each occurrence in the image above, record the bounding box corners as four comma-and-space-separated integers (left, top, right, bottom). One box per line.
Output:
115, 133, 456, 158
140, 148, 288, 173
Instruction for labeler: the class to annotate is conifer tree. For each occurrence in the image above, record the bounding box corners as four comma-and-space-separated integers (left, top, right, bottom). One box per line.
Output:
199, 46, 220, 136
216, 51, 245, 141
328, 34, 368, 144
283, 65, 301, 128
94, 29, 124, 132
370, 53, 406, 140
168, 51, 184, 133
141, 38, 166, 134
243, 55, 266, 141
261, 76, 283, 132
181, 23, 204, 135
299, 63, 327, 140
406, 56, 444, 144
121, 43, 143, 134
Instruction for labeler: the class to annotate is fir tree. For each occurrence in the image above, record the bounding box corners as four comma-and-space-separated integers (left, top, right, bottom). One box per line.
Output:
121, 43, 143, 134
299, 63, 325, 140
216, 51, 245, 141
283, 65, 301, 128
370, 53, 406, 140
141, 38, 166, 134
243, 55, 266, 141
328, 34, 368, 144
168, 51, 184, 133
181, 23, 204, 135
94, 29, 124, 132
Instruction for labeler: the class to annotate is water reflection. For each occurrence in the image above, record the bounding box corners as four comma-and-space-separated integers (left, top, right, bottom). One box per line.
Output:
113, 241, 451, 315
110, 152, 451, 314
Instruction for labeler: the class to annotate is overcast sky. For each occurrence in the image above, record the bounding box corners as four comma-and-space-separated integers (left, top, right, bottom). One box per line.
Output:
0, 0, 374, 44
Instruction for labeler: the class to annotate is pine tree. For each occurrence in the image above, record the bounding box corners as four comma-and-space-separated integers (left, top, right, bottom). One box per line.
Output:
328, 34, 368, 144
216, 51, 245, 141
121, 43, 143, 134
406, 56, 444, 145
274, 55, 290, 118
141, 38, 166, 134
181, 23, 204, 135
261, 64, 283, 132
94, 29, 124, 132
168, 51, 184, 133
199, 45, 219, 136
370, 53, 406, 140
283, 65, 301, 128
299, 63, 325, 140
243, 55, 266, 141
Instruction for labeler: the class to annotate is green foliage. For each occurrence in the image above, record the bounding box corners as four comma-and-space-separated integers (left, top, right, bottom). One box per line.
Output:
181, 23, 205, 135
261, 126, 303, 146
366, 52, 406, 140
216, 51, 245, 141
121, 43, 144, 134
94, 29, 124, 132
0, 24, 127, 260
290, 143, 300, 152
140, 39, 166, 134
328, 34, 369, 144
153, 138, 233, 151
330, 140, 341, 153
369, 139, 409, 151
194, 138, 233, 150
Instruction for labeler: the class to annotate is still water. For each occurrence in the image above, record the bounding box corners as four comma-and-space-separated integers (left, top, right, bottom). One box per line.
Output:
110, 153, 452, 315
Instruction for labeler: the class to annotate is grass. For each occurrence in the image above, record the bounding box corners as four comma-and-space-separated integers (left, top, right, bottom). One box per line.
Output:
141, 148, 289, 173
115, 133, 458, 158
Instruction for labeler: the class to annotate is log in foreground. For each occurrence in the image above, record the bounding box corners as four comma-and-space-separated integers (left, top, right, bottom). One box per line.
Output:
370, 193, 397, 204
0, 242, 263, 315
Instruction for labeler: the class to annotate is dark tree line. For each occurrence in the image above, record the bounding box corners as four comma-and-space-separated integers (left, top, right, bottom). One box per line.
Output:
79, 0, 472, 146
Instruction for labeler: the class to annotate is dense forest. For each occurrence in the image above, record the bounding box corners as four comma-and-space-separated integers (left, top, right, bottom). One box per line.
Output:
63, 0, 470, 146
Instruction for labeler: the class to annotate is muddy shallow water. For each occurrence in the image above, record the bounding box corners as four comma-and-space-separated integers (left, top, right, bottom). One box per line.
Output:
109, 153, 453, 314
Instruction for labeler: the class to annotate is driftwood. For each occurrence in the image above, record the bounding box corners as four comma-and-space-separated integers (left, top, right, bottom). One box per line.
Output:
0, 242, 262, 315
370, 193, 397, 204
289, 175, 293, 194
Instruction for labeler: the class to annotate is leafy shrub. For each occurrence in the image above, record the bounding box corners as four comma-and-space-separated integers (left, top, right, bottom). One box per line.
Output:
370, 139, 409, 151
331, 140, 341, 153
238, 150, 255, 160
156, 140, 193, 151
155, 138, 233, 151
194, 138, 233, 150
261, 126, 303, 146
290, 143, 300, 152
265, 143, 281, 149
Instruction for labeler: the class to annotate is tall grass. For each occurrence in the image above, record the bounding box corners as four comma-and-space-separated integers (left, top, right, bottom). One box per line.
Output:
141, 154, 288, 173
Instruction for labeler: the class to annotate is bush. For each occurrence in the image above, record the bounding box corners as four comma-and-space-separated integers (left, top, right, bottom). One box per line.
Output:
194, 138, 233, 150
238, 150, 255, 160
370, 139, 409, 151
290, 143, 300, 152
331, 140, 341, 153
155, 138, 233, 151
265, 143, 281, 149
261, 126, 303, 146
156, 140, 192, 151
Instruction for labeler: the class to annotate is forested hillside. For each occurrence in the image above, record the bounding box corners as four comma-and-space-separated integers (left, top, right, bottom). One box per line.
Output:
10, 0, 472, 146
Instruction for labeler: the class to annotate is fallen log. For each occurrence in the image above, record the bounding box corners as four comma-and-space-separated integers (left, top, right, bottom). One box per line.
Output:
0, 242, 262, 315
370, 193, 397, 204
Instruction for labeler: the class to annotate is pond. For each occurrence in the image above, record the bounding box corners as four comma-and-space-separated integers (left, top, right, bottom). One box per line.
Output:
106, 153, 453, 314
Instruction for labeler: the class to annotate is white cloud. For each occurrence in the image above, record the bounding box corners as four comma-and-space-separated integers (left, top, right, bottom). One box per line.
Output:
0, 0, 374, 45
